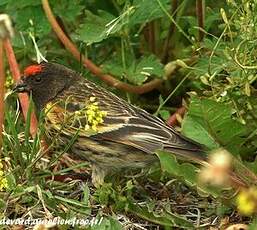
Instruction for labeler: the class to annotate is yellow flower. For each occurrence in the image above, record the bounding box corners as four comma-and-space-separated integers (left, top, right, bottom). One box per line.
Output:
4, 75, 14, 89
84, 99, 107, 131
45, 97, 107, 132
0, 159, 8, 191
0, 178, 8, 191
236, 188, 257, 215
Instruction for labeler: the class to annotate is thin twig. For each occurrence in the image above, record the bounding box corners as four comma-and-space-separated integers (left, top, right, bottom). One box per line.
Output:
148, 21, 156, 54
166, 106, 186, 127
234, 39, 257, 70
42, 0, 163, 94
208, 7, 239, 75
0, 14, 14, 149
0, 40, 4, 149
155, 73, 190, 115
3, 39, 38, 137
156, 0, 192, 44
196, 0, 205, 42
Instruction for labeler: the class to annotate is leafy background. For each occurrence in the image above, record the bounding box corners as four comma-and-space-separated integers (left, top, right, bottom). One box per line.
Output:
1, 0, 257, 229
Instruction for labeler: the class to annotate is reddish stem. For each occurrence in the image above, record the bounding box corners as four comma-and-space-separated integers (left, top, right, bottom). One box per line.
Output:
3, 39, 38, 137
166, 106, 186, 127
0, 41, 4, 148
196, 0, 205, 42
42, 0, 163, 94
148, 21, 156, 54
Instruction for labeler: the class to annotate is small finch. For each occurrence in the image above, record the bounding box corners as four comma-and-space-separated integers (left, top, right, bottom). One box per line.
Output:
14, 62, 207, 185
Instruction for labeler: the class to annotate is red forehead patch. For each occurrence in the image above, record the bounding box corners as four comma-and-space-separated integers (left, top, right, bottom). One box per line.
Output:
24, 64, 43, 76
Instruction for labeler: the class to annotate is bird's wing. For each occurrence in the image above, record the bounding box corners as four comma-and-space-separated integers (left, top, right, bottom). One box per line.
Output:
45, 78, 206, 162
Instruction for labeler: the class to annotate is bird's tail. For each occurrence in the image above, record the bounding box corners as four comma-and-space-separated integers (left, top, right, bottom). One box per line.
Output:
164, 143, 208, 166
166, 147, 255, 189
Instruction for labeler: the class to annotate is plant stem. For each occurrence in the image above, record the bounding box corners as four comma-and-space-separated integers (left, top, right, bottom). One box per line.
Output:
42, 0, 163, 94
166, 106, 186, 127
148, 21, 156, 54
156, 0, 192, 45
196, 0, 205, 42
155, 73, 190, 116
0, 40, 4, 149
3, 39, 38, 137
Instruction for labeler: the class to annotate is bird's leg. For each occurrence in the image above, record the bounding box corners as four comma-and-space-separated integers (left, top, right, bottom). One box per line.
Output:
91, 164, 108, 187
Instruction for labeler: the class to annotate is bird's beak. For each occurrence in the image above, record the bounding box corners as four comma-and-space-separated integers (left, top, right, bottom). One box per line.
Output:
13, 78, 30, 93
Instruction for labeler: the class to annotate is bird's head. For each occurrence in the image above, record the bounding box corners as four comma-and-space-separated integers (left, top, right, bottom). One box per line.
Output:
14, 62, 77, 109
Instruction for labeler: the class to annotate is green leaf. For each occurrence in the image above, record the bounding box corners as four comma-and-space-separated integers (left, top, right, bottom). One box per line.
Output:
182, 116, 219, 150
249, 218, 257, 230
245, 160, 257, 175
136, 54, 164, 77
130, 0, 170, 25
0, 0, 9, 6
83, 184, 90, 204
102, 61, 125, 80
157, 151, 198, 186
54, 195, 89, 209
75, 10, 116, 44
159, 109, 170, 120
15, 6, 51, 36
157, 151, 224, 198
5, 0, 41, 8
127, 201, 194, 228
6, 173, 16, 191
53, 0, 84, 22
94, 183, 114, 205
126, 55, 164, 85
182, 97, 248, 154
90, 216, 122, 230
103, 54, 164, 85
0, 199, 6, 210
102, 49, 135, 80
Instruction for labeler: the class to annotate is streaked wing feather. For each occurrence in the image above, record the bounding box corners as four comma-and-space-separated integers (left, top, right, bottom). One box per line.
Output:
48, 77, 205, 162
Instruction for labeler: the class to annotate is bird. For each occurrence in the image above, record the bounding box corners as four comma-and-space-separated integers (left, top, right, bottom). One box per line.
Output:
14, 62, 207, 186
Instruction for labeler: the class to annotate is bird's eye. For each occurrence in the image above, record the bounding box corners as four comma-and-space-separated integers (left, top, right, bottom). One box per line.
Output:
34, 75, 42, 83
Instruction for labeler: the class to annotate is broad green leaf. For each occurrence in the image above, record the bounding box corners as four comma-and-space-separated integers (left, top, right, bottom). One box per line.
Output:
182, 97, 248, 154
15, 6, 51, 36
157, 151, 225, 198
102, 53, 132, 80
182, 116, 219, 149
75, 10, 116, 44
130, 0, 170, 25
157, 151, 198, 185
126, 55, 164, 85
0, 0, 9, 6
103, 54, 164, 85
5, 0, 41, 8
192, 55, 227, 77
136, 54, 164, 77
53, 0, 84, 22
